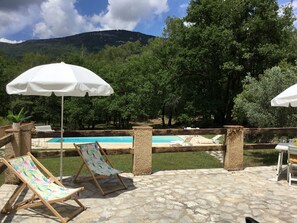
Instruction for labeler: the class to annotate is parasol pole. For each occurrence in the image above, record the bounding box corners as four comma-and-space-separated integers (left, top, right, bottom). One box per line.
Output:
60, 95, 64, 182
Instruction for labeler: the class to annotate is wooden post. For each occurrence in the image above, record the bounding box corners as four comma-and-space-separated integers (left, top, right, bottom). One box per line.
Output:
0, 125, 11, 138
4, 123, 34, 184
223, 125, 244, 171
132, 126, 152, 175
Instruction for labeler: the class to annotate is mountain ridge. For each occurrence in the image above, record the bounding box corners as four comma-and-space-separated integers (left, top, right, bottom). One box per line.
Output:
0, 30, 155, 58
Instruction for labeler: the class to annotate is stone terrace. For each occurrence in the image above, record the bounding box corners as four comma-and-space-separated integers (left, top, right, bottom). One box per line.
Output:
0, 166, 296, 223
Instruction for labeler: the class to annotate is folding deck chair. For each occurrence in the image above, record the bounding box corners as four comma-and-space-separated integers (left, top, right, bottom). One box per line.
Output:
34, 125, 55, 148
35, 125, 55, 132
0, 153, 86, 223
73, 142, 127, 195
211, 134, 223, 144
169, 136, 194, 146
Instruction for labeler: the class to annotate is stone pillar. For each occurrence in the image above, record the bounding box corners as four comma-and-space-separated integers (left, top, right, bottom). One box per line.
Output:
4, 123, 34, 184
223, 125, 244, 171
132, 126, 152, 175
19, 123, 34, 156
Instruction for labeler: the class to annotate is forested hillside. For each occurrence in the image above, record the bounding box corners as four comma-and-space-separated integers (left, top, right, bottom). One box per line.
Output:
0, 30, 154, 58
1, 0, 297, 129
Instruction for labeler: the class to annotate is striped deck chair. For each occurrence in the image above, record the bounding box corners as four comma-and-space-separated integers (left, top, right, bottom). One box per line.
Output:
0, 153, 86, 223
73, 142, 127, 195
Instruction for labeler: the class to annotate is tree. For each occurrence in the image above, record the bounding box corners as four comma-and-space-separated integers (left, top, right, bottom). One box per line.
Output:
0, 52, 17, 117
233, 64, 297, 127
32, 95, 61, 126
89, 42, 145, 128
64, 97, 95, 129
164, 0, 297, 125
137, 38, 180, 127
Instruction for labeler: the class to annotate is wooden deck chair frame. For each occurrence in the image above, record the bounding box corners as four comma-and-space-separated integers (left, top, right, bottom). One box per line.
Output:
0, 153, 86, 223
170, 136, 193, 147
73, 142, 127, 195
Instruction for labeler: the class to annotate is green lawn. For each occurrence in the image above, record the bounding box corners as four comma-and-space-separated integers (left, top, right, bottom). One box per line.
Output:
0, 149, 280, 186
244, 149, 280, 167
153, 152, 222, 171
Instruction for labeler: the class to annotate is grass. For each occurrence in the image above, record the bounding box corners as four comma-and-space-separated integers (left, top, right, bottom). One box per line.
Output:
0, 149, 281, 186
153, 152, 222, 171
0, 152, 221, 186
244, 149, 281, 167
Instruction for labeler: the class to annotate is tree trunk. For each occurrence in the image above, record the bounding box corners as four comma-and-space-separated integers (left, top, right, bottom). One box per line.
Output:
162, 104, 165, 128
168, 108, 173, 126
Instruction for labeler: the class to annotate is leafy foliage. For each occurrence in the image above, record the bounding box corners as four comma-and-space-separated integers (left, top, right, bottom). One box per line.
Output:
7, 107, 31, 123
233, 64, 297, 127
0, 2, 297, 129
164, 0, 297, 125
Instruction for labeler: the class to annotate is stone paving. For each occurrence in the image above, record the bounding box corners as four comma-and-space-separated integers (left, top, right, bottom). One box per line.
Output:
0, 166, 296, 223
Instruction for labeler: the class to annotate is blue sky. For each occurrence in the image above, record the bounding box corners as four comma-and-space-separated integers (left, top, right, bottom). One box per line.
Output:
0, 0, 296, 43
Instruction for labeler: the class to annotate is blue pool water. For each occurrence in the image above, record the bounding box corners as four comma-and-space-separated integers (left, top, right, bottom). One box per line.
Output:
48, 136, 183, 143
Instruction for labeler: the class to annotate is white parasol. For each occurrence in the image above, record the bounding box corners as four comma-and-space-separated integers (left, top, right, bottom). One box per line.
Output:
271, 83, 297, 107
6, 62, 114, 181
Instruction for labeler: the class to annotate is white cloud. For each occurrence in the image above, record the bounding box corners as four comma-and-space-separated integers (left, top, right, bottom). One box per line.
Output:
183, 21, 195, 27
0, 0, 169, 40
0, 0, 44, 10
293, 0, 297, 9
0, 38, 23, 44
180, 3, 188, 9
279, 0, 297, 12
33, 0, 96, 39
92, 0, 168, 31
0, 4, 41, 38
278, 1, 297, 27
178, 3, 189, 18
34, 0, 168, 38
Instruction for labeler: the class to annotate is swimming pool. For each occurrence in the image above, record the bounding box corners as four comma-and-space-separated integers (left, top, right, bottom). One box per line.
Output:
47, 136, 183, 143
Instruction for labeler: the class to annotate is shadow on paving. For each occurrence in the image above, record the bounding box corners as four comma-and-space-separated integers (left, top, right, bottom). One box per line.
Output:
0, 175, 135, 222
